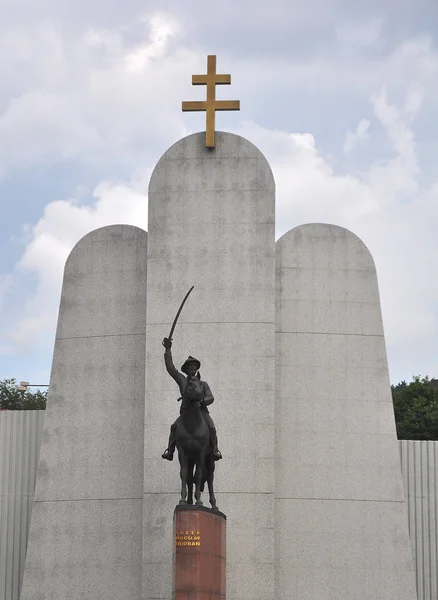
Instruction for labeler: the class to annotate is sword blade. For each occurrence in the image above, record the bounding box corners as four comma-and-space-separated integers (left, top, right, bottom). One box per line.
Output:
168, 286, 194, 340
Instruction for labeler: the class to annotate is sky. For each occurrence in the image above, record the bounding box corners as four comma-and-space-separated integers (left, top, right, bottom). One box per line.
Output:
0, 0, 437, 387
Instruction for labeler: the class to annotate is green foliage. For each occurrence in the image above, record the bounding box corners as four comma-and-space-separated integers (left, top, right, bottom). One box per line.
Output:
392, 376, 438, 440
0, 378, 47, 410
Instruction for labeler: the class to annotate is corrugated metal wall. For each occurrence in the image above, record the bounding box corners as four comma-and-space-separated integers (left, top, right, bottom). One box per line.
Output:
0, 414, 437, 600
400, 440, 438, 600
0, 411, 45, 600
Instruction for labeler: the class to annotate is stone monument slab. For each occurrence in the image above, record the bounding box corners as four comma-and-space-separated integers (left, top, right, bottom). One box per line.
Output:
20, 225, 147, 600
143, 131, 275, 600
274, 223, 417, 600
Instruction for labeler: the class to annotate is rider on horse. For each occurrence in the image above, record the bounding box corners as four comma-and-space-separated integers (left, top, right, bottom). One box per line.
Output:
161, 337, 222, 462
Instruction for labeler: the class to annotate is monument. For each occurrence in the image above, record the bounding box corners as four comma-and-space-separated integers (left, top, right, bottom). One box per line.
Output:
160, 283, 225, 597
275, 224, 417, 599
20, 225, 147, 600
142, 56, 275, 600
20, 55, 417, 600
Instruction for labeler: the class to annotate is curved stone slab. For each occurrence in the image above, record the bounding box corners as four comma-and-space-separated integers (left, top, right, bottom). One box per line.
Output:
144, 132, 275, 600
20, 225, 147, 600
275, 223, 417, 599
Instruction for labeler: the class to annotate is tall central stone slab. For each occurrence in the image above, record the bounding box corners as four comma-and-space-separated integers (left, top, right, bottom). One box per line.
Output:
143, 132, 275, 599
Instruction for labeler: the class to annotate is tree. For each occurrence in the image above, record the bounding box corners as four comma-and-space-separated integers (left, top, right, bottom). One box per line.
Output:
0, 378, 47, 410
392, 376, 438, 440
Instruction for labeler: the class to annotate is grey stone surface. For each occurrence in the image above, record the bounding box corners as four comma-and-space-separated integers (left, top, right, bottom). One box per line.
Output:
143, 131, 275, 600
275, 223, 417, 599
20, 499, 143, 600
20, 225, 147, 600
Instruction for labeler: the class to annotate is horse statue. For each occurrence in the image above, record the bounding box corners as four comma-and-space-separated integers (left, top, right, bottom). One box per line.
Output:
175, 377, 217, 509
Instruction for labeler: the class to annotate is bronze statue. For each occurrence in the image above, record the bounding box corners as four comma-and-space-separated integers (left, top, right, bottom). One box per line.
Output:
160, 287, 221, 507
161, 338, 222, 462
161, 337, 219, 508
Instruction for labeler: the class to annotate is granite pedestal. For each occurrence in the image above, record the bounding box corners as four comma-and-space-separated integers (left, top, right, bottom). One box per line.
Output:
174, 506, 226, 600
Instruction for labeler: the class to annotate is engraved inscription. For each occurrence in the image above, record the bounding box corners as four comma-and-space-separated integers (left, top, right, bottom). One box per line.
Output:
176, 530, 201, 547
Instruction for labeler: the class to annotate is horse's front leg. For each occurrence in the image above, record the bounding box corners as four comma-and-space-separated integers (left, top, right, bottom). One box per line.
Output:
187, 460, 194, 505
179, 452, 188, 505
194, 454, 206, 505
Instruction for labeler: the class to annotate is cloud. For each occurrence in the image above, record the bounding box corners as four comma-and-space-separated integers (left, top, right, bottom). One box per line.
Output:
124, 13, 181, 71
336, 18, 383, 48
0, 12, 194, 173
1, 9, 437, 180
238, 87, 438, 381
1, 3, 438, 385
7, 81, 438, 383
7, 178, 148, 351
343, 118, 371, 154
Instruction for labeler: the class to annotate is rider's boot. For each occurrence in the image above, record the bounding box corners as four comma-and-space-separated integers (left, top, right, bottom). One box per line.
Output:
162, 427, 177, 460
210, 427, 223, 461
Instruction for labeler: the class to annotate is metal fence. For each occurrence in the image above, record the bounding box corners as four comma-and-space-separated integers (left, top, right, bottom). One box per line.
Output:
0, 411, 45, 600
401, 440, 438, 600
0, 412, 437, 600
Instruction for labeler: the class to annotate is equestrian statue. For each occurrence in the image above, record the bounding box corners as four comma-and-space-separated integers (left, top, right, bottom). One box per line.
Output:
161, 287, 221, 509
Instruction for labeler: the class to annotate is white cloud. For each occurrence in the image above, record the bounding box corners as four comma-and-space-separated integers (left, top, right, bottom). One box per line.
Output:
403, 86, 425, 118
1, 11, 437, 179
0, 12, 193, 172
372, 87, 419, 159
8, 178, 148, 351
343, 118, 371, 154
125, 13, 181, 71
336, 18, 383, 47
238, 88, 438, 381
367, 88, 420, 203
7, 81, 438, 383
1, 4, 438, 384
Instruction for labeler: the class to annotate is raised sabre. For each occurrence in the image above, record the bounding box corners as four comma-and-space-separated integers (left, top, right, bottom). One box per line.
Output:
167, 286, 194, 342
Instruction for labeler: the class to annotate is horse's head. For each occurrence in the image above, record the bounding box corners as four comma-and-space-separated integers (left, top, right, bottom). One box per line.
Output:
185, 378, 204, 406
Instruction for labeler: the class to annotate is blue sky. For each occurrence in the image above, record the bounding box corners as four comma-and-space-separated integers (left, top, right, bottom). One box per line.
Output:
0, 0, 437, 386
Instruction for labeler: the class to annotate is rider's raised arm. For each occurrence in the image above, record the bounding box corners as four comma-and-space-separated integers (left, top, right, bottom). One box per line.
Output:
164, 347, 184, 386
202, 381, 214, 406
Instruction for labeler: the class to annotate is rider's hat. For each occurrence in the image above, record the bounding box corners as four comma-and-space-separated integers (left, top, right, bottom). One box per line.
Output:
181, 356, 201, 373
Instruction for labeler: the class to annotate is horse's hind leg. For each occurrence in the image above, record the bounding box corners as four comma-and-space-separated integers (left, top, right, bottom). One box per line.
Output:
179, 452, 188, 505
207, 457, 217, 510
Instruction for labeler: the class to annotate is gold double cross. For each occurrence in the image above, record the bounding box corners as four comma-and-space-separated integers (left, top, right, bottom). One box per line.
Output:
182, 55, 240, 148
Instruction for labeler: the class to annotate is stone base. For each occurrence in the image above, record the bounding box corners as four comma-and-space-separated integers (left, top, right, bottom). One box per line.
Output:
174, 505, 226, 599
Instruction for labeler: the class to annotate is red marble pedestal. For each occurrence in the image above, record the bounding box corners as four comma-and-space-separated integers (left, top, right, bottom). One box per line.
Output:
174, 505, 226, 600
